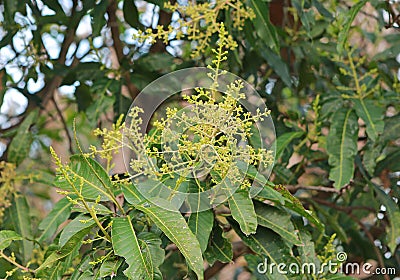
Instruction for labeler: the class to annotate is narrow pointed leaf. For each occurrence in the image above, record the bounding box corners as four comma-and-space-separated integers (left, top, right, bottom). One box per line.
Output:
112, 217, 154, 279
353, 99, 384, 142
38, 197, 72, 242
327, 109, 358, 188
227, 189, 257, 235
8, 196, 33, 263
135, 198, 204, 280
56, 155, 114, 201
275, 131, 304, 159
204, 225, 232, 265
254, 202, 302, 246
38, 225, 92, 271
188, 209, 213, 253
0, 230, 22, 250
8, 109, 38, 166
59, 215, 97, 247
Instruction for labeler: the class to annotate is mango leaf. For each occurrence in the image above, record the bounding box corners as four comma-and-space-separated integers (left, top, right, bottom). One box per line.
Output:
259, 45, 292, 88
337, 0, 367, 53
382, 114, 400, 142
249, 0, 279, 53
204, 225, 232, 265
362, 141, 383, 176
112, 217, 155, 280
100, 259, 123, 278
59, 215, 97, 247
37, 223, 92, 271
188, 209, 213, 253
7, 109, 38, 166
56, 155, 114, 201
0, 230, 22, 250
121, 183, 146, 206
123, 0, 141, 29
273, 185, 324, 231
8, 196, 33, 263
227, 189, 257, 235
90, 0, 108, 37
254, 202, 302, 246
135, 198, 204, 280
293, 219, 319, 266
275, 131, 305, 160
353, 99, 384, 142
230, 219, 297, 280
244, 254, 269, 280
327, 109, 358, 188
38, 197, 72, 243
138, 232, 165, 278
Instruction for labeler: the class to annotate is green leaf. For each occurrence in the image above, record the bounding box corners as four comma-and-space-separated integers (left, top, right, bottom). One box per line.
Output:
123, 0, 141, 28
293, 219, 319, 266
275, 131, 304, 160
8, 196, 33, 263
204, 225, 232, 265
59, 215, 97, 247
230, 219, 296, 280
138, 232, 165, 278
121, 183, 146, 205
56, 155, 114, 201
227, 189, 257, 235
337, 0, 367, 53
112, 217, 155, 280
382, 115, 400, 142
188, 210, 213, 253
0, 230, 22, 250
259, 46, 292, 88
327, 108, 359, 188
135, 198, 204, 280
7, 109, 39, 166
353, 99, 384, 142
254, 202, 302, 246
100, 259, 123, 278
91, 0, 108, 37
249, 0, 279, 53
38, 197, 72, 243
37, 223, 92, 272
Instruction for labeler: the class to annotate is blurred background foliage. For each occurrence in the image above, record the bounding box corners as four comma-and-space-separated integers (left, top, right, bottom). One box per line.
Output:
0, 0, 399, 279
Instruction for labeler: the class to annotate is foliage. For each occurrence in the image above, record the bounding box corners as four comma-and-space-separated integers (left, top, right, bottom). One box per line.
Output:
0, 0, 399, 279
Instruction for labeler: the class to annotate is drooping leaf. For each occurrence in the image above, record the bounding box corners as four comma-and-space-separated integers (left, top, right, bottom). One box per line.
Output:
275, 131, 305, 160
382, 114, 400, 142
7, 109, 39, 166
293, 219, 319, 266
188, 209, 213, 253
38, 197, 72, 243
137, 232, 165, 278
59, 214, 97, 247
230, 219, 297, 280
135, 198, 204, 280
227, 189, 257, 235
91, 0, 108, 37
337, 0, 367, 53
112, 217, 155, 280
8, 196, 33, 263
249, 0, 279, 53
254, 202, 302, 246
56, 155, 114, 201
327, 108, 359, 188
121, 183, 146, 205
259, 45, 292, 88
100, 258, 124, 278
37, 223, 92, 272
0, 230, 22, 250
204, 224, 232, 265
353, 99, 384, 142
123, 0, 141, 28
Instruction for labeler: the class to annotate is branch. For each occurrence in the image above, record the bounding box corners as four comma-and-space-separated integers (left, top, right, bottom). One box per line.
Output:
286, 185, 341, 194
0, 251, 35, 274
51, 95, 74, 154
107, 0, 140, 99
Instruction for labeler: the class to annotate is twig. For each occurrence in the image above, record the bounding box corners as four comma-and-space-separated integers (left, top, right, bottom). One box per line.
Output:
51, 95, 74, 154
0, 251, 35, 273
310, 197, 376, 213
286, 185, 341, 194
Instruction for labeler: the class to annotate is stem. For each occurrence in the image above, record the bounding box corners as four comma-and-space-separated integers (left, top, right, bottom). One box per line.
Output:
0, 251, 35, 273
